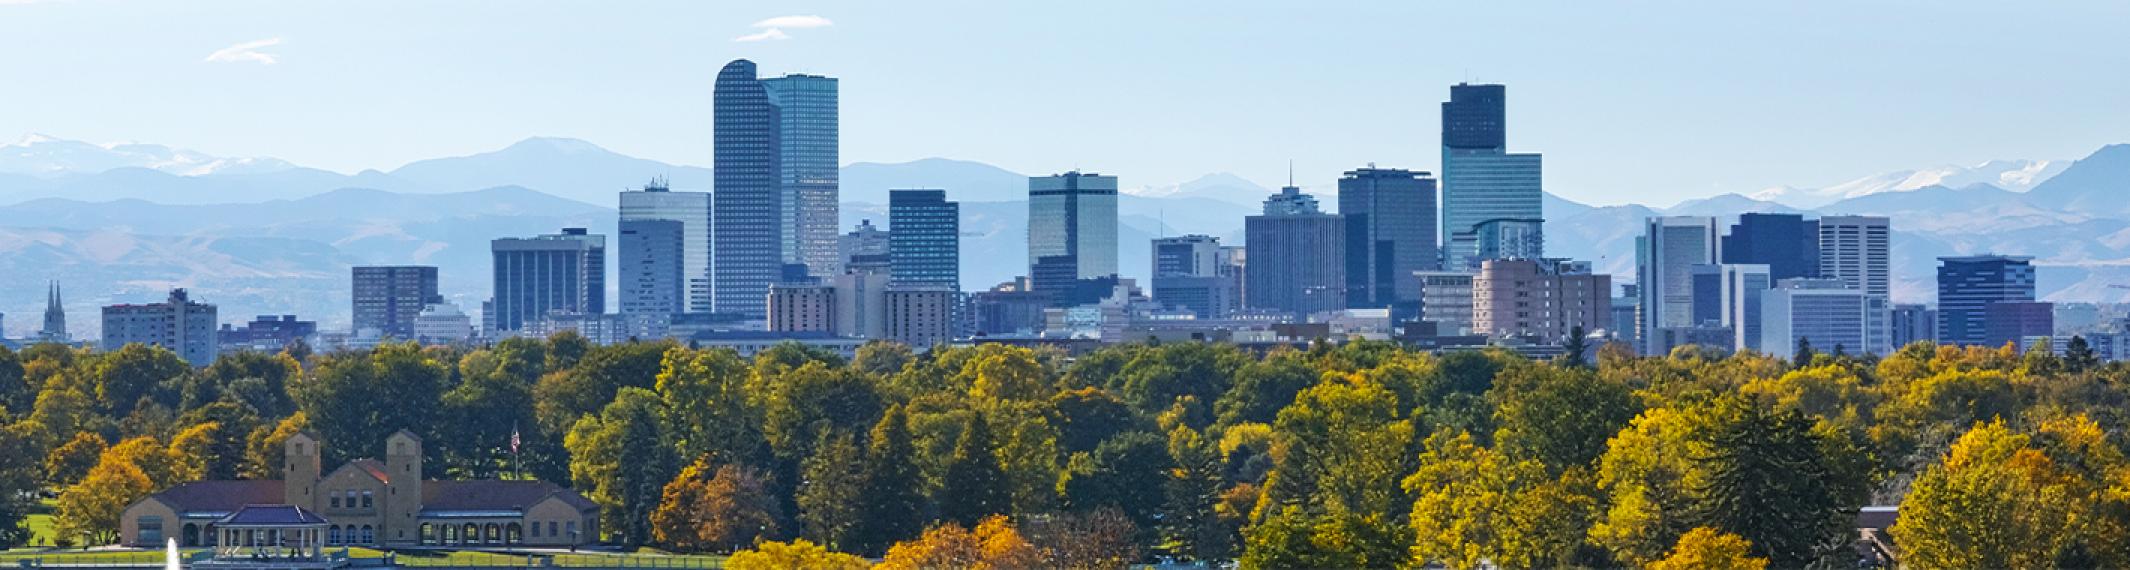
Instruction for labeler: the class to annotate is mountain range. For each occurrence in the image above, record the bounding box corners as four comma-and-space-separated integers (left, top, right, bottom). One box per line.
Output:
0, 134, 2125, 337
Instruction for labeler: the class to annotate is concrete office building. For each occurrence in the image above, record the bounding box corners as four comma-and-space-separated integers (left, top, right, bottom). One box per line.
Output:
490, 228, 605, 332
1937, 255, 2037, 347
1338, 167, 1438, 318
886, 288, 957, 348
1690, 264, 1773, 352
414, 303, 474, 344
1416, 271, 1477, 336
713, 59, 783, 318
1244, 184, 1345, 316
767, 284, 837, 334
619, 180, 712, 314
1028, 172, 1120, 295
889, 189, 959, 289
1470, 259, 1610, 342
1152, 235, 1239, 318
1440, 83, 1543, 272
1759, 278, 1892, 356
1723, 213, 1819, 281
1818, 215, 1892, 297
1637, 217, 1723, 355
102, 288, 218, 366
762, 73, 841, 279
351, 266, 441, 339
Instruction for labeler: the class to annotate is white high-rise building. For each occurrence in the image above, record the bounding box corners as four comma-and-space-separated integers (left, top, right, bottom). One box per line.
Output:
1637, 217, 1722, 355
1818, 215, 1891, 297
1759, 278, 1892, 357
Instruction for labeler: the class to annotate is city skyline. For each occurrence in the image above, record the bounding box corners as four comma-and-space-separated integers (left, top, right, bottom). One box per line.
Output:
3, 2, 2126, 207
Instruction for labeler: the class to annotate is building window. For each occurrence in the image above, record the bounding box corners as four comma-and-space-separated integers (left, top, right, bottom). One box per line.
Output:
362, 490, 374, 508
530, 521, 541, 538
361, 525, 375, 545
329, 526, 342, 545
331, 494, 341, 509
139, 516, 163, 545
548, 521, 558, 538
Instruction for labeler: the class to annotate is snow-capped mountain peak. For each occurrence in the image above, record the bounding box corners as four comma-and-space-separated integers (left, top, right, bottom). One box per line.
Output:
0, 134, 298, 178
1751, 158, 2068, 208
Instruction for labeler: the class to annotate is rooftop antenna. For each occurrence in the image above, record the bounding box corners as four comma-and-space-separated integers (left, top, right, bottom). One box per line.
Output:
1287, 159, 1295, 188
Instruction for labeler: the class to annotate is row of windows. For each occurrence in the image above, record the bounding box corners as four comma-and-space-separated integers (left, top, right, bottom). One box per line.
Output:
329, 489, 374, 509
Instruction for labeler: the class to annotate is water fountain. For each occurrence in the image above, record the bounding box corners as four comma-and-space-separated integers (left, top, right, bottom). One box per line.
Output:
166, 537, 182, 570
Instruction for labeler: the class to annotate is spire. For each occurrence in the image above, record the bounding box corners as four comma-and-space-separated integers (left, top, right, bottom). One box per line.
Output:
41, 280, 66, 341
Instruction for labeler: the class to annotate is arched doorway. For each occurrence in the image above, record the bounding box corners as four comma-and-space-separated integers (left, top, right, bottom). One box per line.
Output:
505, 523, 522, 545
461, 523, 478, 546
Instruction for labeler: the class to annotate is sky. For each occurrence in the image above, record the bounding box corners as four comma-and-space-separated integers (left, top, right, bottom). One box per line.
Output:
1, 1, 2126, 206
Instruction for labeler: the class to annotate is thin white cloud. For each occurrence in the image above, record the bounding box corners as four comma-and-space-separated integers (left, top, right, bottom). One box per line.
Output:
732, 28, 791, 43
751, 15, 832, 29
204, 37, 283, 65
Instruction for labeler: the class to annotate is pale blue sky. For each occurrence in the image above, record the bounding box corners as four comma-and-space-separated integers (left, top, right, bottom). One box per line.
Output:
2, 0, 2125, 205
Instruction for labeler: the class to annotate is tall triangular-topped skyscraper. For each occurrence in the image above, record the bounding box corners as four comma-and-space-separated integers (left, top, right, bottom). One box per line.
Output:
40, 280, 66, 342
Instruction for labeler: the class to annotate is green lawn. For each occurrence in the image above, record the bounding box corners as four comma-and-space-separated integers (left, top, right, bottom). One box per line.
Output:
24, 498, 56, 548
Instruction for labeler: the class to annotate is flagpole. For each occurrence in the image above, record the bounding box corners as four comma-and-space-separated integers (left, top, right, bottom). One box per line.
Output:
511, 422, 522, 480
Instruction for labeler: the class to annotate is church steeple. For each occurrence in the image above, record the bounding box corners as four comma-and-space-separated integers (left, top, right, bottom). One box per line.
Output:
41, 281, 66, 342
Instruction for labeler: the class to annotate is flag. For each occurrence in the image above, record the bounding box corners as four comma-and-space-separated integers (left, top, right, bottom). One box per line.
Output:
510, 424, 521, 454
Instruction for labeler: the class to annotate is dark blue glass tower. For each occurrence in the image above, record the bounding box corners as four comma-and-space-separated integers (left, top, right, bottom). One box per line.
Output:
889, 189, 960, 290
1442, 84, 1506, 151
713, 59, 781, 318
1936, 255, 2036, 346
1722, 213, 1820, 281
1338, 167, 1438, 321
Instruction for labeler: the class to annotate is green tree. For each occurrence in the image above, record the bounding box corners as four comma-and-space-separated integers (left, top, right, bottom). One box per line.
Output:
656, 347, 766, 467
565, 387, 679, 547
939, 414, 1009, 526
1562, 325, 1591, 369
797, 429, 868, 551
1049, 388, 1142, 454
532, 340, 675, 434
1491, 364, 1638, 470
0, 422, 40, 549
1405, 430, 1596, 569
1213, 352, 1317, 428
851, 405, 930, 554
0, 346, 28, 415
442, 351, 537, 477
2064, 335, 2100, 373
762, 362, 885, 462
1164, 424, 1234, 561
852, 341, 915, 378
291, 342, 447, 464
1062, 430, 1169, 532
92, 343, 188, 413
1688, 402, 1867, 568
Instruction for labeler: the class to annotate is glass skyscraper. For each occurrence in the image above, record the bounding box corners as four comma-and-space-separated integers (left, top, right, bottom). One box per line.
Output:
1637, 217, 1722, 355
762, 74, 840, 280
1936, 255, 2036, 346
713, 59, 781, 318
620, 180, 711, 314
889, 189, 960, 290
1337, 167, 1438, 318
1441, 83, 1543, 271
1027, 172, 1119, 283
1722, 213, 1820, 281
619, 218, 686, 316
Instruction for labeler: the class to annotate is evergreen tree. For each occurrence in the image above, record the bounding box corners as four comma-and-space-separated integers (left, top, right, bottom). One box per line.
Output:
1792, 337, 1816, 367
1688, 402, 1857, 568
854, 405, 928, 555
939, 414, 1009, 526
2065, 335, 2100, 373
797, 429, 867, 551
1562, 325, 1590, 369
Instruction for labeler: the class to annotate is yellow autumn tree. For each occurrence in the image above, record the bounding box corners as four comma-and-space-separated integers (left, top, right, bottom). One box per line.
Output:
727, 538, 869, 570
1890, 420, 2094, 569
53, 460, 154, 545
879, 515, 1042, 570
1648, 527, 1767, 570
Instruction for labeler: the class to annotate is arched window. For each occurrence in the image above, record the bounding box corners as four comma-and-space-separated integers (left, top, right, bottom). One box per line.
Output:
485, 523, 501, 544
361, 525, 374, 545
462, 524, 478, 545
329, 526, 342, 545
506, 523, 522, 544
182, 523, 199, 547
